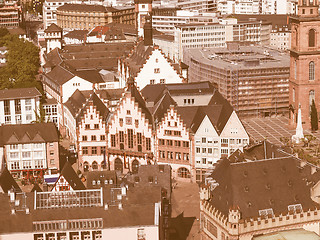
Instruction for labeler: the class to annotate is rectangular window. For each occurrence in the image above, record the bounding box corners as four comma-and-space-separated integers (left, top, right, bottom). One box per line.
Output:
146, 138, 151, 151
128, 129, 133, 148
111, 135, 116, 147
14, 99, 21, 114
100, 135, 105, 141
202, 158, 207, 164
154, 68, 160, 73
82, 135, 87, 141
94, 124, 99, 129
202, 138, 206, 143
175, 140, 181, 147
92, 147, 97, 155
183, 141, 189, 148
85, 124, 90, 129
196, 147, 200, 153
202, 148, 206, 153
91, 135, 96, 141
82, 147, 88, 155
98, 147, 105, 156
208, 148, 212, 154
137, 132, 142, 145
119, 118, 123, 126
4, 100, 10, 115
183, 153, 189, 161
119, 131, 124, 143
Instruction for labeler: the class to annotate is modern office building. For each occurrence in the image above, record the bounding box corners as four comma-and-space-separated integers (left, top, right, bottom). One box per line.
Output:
184, 44, 290, 118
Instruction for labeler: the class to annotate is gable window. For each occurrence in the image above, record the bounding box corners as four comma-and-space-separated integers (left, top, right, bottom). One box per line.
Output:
154, 68, 160, 73
160, 79, 165, 84
150, 79, 155, 84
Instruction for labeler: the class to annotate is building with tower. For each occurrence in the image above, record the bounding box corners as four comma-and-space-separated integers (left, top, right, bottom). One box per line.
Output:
134, 0, 152, 37
289, 0, 320, 129
44, 23, 62, 54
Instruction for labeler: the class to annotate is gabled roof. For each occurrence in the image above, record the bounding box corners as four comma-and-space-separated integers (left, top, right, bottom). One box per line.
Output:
127, 84, 153, 125
64, 30, 88, 41
207, 89, 234, 132
57, 161, 85, 190
152, 92, 177, 124
64, 90, 110, 124
209, 157, 319, 219
0, 123, 59, 146
31, 183, 42, 192
176, 105, 224, 134
45, 65, 74, 85
0, 87, 41, 101
123, 41, 154, 78
75, 69, 105, 84
0, 167, 21, 193
44, 23, 62, 33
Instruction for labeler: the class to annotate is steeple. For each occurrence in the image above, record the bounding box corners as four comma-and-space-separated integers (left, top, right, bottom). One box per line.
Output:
297, 0, 319, 17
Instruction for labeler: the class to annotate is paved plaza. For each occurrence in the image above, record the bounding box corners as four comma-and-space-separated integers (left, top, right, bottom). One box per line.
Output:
242, 116, 320, 146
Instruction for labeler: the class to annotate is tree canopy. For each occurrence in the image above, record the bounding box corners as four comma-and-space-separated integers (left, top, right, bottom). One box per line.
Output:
0, 30, 42, 92
311, 99, 318, 131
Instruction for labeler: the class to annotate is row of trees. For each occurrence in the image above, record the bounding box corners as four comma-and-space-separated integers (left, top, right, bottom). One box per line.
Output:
0, 28, 42, 92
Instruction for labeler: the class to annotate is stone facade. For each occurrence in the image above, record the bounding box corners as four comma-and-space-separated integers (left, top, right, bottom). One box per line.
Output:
289, 0, 320, 129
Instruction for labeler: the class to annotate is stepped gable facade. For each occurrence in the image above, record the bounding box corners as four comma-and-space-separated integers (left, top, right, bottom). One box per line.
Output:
106, 84, 154, 174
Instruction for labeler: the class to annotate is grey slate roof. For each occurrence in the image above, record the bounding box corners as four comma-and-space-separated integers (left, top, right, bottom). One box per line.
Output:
209, 157, 319, 219
0, 123, 59, 146
44, 23, 62, 33
56, 161, 86, 190
0, 87, 41, 101
0, 167, 21, 193
64, 90, 110, 124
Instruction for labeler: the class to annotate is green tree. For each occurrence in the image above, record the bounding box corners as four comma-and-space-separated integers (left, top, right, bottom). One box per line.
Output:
311, 99, 318, 131
0, 34, 41, 92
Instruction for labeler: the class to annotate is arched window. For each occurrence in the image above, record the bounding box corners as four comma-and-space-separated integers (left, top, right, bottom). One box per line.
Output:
132, 159, 139, 174
92, 161, 98, 170
83, 162, 89, 172
114, 158, 123, 173
177, 167, 190, 178
309, 61, 315, 80
309, 29, 316, 47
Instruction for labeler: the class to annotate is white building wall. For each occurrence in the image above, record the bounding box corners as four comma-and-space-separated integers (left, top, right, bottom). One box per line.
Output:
194, 116, 220, 168
220, 111, 249, 153
102, 225, 159, 240
62, 76, 94, 103
134, 49, 184, 90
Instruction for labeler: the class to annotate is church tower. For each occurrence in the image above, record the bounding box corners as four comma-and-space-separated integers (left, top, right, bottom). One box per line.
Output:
289, 0, 320, 129
134, 0, 152, 38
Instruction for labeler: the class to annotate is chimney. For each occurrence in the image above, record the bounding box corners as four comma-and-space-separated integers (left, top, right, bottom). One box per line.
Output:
144, 14, 153, 46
